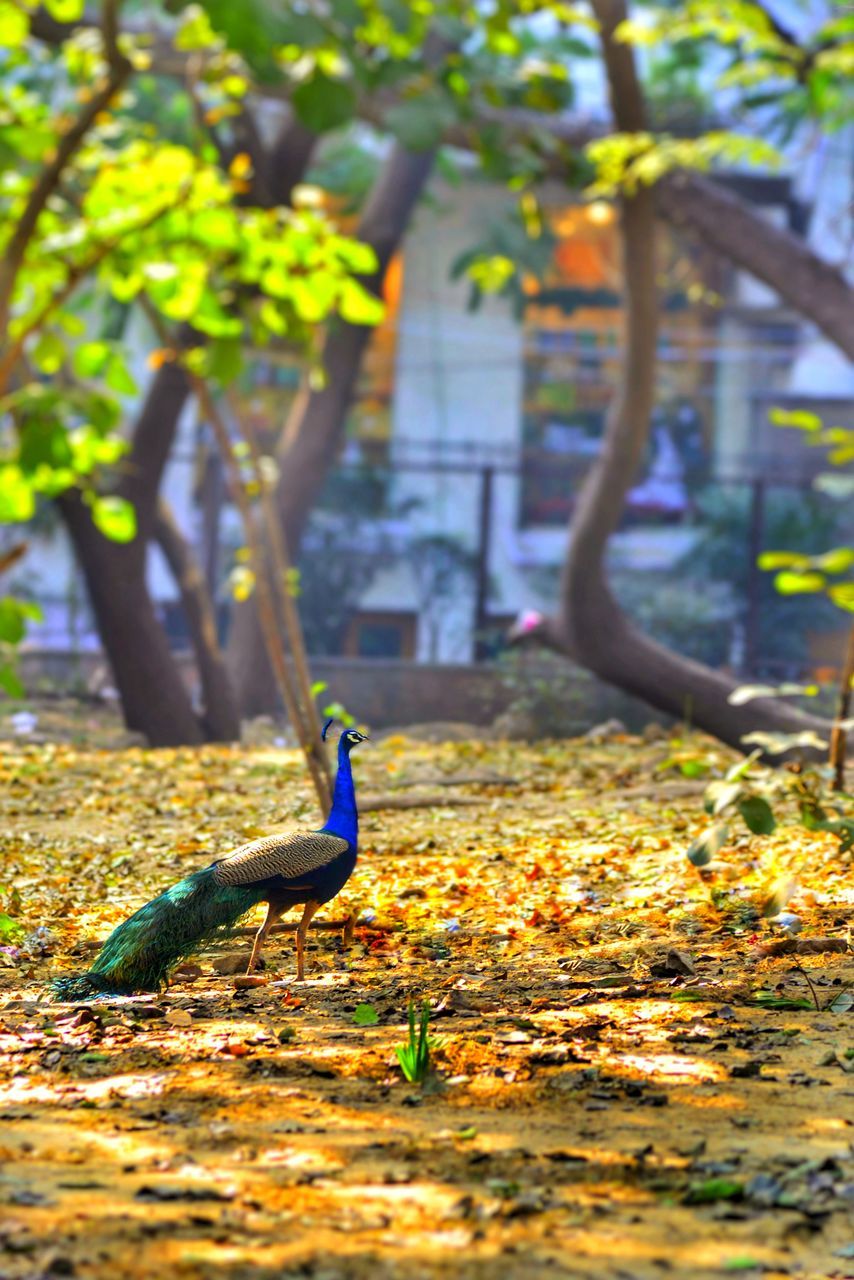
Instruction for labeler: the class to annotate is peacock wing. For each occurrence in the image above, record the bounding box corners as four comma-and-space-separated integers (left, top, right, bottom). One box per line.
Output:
212, 830, 349, 888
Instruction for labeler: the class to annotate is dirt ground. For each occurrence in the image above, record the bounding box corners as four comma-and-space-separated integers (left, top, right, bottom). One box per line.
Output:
0, 704, 852, 1280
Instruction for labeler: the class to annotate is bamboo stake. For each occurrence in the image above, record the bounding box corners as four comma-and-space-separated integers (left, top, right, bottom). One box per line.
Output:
829, 620, 854, 792
140, 301, 330, 811
192, 377, 331, 813
225, 388, 331, 793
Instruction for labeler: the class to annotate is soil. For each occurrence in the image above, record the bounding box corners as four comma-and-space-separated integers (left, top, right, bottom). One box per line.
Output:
0, 705, 852, 1279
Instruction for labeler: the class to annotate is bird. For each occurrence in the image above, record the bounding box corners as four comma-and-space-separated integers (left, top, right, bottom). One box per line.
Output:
51, 722, 368, 998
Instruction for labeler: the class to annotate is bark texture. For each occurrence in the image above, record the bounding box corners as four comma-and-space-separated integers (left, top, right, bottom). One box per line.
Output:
58, 490, 204, 746
656, 172, 854, 361
54, 361, 200, 746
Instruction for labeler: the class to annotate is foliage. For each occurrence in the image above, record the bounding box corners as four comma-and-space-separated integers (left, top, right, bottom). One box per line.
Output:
494, 649, 634, 738
615, 0, 854, 137
585, 129, 781, 199
395, 1000, 435, 1084
681, 487, 841, 675
0, 3, 391, 686
758, 411, 854, 615
687, 750, 854, 865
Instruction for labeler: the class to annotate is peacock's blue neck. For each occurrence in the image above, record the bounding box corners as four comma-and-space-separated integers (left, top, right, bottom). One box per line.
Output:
321, 739, 358, 846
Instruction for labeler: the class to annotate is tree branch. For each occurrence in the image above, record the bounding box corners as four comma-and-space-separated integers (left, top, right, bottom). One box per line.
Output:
27, 12, 852, 357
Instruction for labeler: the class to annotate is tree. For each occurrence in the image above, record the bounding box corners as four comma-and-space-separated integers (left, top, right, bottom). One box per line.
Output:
517, 0, 852, 755
2, 0, 386, 747
24, 0, 853, 754
215, 0, 853, 730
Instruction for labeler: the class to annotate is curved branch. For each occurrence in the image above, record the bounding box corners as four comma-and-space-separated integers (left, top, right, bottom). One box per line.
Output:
550, 0, 842, 759
29, 12, 852, 358
656, 171, 854, 361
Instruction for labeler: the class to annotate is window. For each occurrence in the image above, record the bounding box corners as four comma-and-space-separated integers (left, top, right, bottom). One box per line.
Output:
520, 203, 713, 527
345, 611, 416, 660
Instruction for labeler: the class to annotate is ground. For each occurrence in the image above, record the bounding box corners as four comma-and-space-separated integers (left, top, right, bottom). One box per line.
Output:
0, 703, 852, 1280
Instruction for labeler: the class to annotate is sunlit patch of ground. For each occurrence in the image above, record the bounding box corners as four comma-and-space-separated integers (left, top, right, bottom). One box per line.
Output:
0, 715, 852, 1278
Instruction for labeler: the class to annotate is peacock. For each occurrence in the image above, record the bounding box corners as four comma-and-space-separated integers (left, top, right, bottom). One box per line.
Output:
51, 722, 367, 998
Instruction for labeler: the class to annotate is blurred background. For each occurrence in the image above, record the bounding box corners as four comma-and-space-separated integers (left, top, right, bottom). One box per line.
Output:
1, 0, 852, 746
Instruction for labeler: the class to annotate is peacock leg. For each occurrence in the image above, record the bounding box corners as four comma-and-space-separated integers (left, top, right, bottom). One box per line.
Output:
295, 899, 321, 981
246, 901, 284, 975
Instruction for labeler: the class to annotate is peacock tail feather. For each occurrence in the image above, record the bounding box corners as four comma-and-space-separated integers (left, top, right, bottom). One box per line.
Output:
51, 867, 265, 999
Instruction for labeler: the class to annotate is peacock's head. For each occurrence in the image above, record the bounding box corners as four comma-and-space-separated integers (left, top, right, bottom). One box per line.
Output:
340, 727, 369, 752
322, 718, 369, 752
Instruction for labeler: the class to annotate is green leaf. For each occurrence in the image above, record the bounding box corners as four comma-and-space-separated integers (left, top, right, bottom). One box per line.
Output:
737, 795, 776, 836
207, 339, 244, 385
18, 419, 74, 474
44, 0, 85, 19
683, 1178, 744, 1204
756, 551, 810, 571
353, 1003, 379, 1026
0, 466, 36, 523
774, 570, 826, 594
0, 599, 27, 645
104, 355, 138, 397
768, 407, 822, 432
814, 547, 854, 575
31, 332, 66, 376
752, 991, 814, 1011
724, 1257, 760, 1271
686, 822, 729, 867
91, 496, 137, 543
292, 72, 356, 133
0, 2, 29, 48
174, 4, 219, 52
338, 279, 385, 326
0, 664, 24, 698
73, 342, 112, 379
0, 911, 23, 941
192, 208, 239, 250
828, 582, 854, 612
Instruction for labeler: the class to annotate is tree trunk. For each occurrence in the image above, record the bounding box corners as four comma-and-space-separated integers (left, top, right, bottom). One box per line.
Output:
154, 498, 240, 742
228, 143, 438, 714
53, 359, 202, 745
58, 489, 204, 746
544, 0, 841, 757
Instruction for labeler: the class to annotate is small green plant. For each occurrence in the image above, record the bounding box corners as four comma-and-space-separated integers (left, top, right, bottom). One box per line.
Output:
395, 1001, 435, 1085
0, 911, 23, 943
686, 751, 854, 867
353, 1003, 379, 1026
